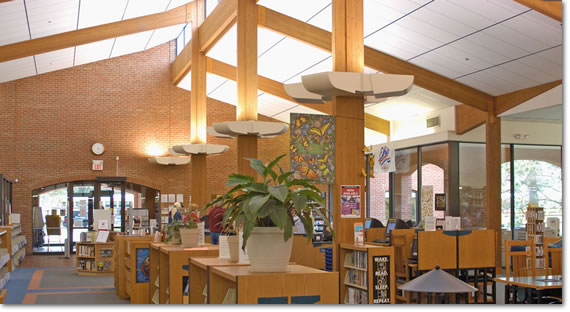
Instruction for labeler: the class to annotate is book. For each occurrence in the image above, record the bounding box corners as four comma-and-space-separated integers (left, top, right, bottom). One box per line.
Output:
354, 222, 364, 245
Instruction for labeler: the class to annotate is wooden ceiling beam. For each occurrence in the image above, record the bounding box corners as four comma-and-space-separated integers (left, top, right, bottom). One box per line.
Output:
495, 79, 562, 115
171, 38, 192, 84
513, 0, 562, 22
258, 5, 492, 111
198, 0, 238, 53
206, 57, 390, 135
455, 104, 487, 135
0, 3, 193, 63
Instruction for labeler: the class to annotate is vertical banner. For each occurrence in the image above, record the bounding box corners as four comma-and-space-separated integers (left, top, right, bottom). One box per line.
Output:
136, 248, 150, 283
373, 143, 396, 174
290, 113, 336, 184
341, 185, 361, 218
421, 185, 434, 219
372, 256, 391, 304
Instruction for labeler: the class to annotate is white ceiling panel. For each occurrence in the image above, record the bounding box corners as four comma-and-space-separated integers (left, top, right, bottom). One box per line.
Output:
284, 56, 331, 84
146, 24, 186, 49
258, 38, 330, 83
271, 104, 326, 124
0, 0, 30, 46
503, 104, 562, 122
206, 73, 229, 95
35, 47, 74, 75
78, 0, 127, 29
306, 4, 331, 32
168, 0, 194, 10
364, 30, 428, 61
110, 31, 153, 58
258, 28, 286, 57
483, 24, 549, 55
27, 0, 78, 39
74, 39, 114, 66
365, 128, 387, 146
463, 70, 522, 96
409, 54, 465, 78
257, 0, 330, 23
448, 0, 527, 24
538, 45, 563, 66
509, 49, 563, 83
0, 57, 37, 83
258, 94, 297, 118
477, 66, 541, 93
207, 78, 238, 106
364, 0, 412, 37
448, 33, 517, 66
206, 24, 236, 66
177, 71, 191, 91
456, 75, 504, 96
501, 10, 562, 48
429, 44, 493, 75
123, 0, 170, 19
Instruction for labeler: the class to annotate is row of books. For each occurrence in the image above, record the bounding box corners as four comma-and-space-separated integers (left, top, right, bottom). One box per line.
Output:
526, 223, 545, 233
77, 245, 95, 257
345, 287, 368, 304
526, 209, 545, 221
78, 259, 112, 272
346, 251, 367, 269
526, 234, 544, 244
101, 248, 113, 257
344, 269, 367, 287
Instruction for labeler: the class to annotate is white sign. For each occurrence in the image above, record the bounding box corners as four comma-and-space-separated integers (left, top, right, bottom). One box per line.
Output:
92, 160, 104, 171
421, 185, 434, 219
168, 194, 176, 203
161, 194, 168, 203
80, 206, 87, 217
198, 222, 205, 245
10, 213, 20, 224
425, 216, 436, 231
98, 220, 109, 230
93, 209, 112, 231
74, 219, 83, 227
373, 143, 396, 174
176, 194, 184, 203
238, 231, 249, 264
218, 235, 230, 259
96, 231, 109, 243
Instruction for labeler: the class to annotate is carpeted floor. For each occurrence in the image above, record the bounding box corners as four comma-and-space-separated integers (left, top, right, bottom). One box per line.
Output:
2, 266, 128, 304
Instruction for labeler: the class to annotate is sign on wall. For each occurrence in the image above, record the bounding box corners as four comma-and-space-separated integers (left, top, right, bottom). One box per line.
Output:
92, 160, 103, 171
373, 143, 395, 174
290, 113, 336, 184
341, 185, 361, 218
372, 255, 391, 304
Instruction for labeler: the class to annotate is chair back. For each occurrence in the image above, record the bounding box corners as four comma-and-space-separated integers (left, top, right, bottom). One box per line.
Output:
392, 233, 409, 278
505, 239, 536, 279
544, 237, 562, 275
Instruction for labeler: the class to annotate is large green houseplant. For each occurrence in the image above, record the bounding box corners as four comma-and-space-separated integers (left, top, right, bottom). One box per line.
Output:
204, 154, 333, 271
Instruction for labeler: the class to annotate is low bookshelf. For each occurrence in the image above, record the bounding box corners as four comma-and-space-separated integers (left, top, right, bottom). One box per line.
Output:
76, 242, 114, 276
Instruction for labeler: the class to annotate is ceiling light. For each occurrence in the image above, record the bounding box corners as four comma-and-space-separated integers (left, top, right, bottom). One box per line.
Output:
210, 121, 289, 138
170, 143, 229, 155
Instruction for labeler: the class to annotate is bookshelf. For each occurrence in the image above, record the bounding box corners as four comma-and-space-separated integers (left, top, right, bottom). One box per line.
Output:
75, 242, 114, 275
188, 257, 249, 304
208, 265, 338, 304
526, 205, 545, 270
149, 242, 167, 305
339, 244, 395, 304
0, 230, 11, 289
124, 240, 154, 304
113, 235, 153, 301
0, 224, 27, 272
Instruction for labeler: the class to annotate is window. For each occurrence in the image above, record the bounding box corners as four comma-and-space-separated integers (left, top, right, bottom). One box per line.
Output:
368, 173, 389, 225
394, 148, 417, 222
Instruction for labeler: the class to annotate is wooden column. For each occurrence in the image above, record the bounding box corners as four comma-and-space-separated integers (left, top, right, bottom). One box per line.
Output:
485, 100, 502, 272
236, 0, 258, 178
190, 0, 209, 209
331, 0, 365, 271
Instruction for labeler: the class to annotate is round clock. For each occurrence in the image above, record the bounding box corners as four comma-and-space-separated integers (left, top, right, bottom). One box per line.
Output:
91, 143, 105, 155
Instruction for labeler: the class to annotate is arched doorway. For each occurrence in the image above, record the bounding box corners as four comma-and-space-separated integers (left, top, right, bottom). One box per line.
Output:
32, 179, 160, 254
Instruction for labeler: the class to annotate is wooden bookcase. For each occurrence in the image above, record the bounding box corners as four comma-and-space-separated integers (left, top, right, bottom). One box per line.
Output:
157, 244, 218, 304
339, 243, 395, 304
526, 206, 545, 271
149, 242, 168, 304
188, 257, 249, 304
113, 235, 153, 300
76, 242, 114, 275
0, 230, 11, 289
0, 224, 26, 272
124, 240, 154, 304
289, 235, 333, 270
208, 264, 338, 304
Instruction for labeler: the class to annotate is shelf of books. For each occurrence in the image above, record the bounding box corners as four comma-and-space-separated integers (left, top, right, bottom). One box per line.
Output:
76, 241, 114, 275
339, 243, 395, 304
526, 205, 545, 271
0, 230, 11, 289
0, 224, 27, 272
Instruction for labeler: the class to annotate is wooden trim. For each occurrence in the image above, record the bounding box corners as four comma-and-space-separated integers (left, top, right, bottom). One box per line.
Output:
258, 5, 491, 111
190, 0, 207, 144
513, 0, 562, 22
206, 57, 390, 135
237, 0, 258, 121
198, 0, 238, 53
455, 104, 487, 135
0, 3, 192, 64
485, 100, 501, 272
171, 39, 192, 84
495, 80, 562, 115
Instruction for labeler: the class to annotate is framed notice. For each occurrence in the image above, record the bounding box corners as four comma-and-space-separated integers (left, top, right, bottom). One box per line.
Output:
340, 185, 361, 218
372, 256, 391, 304
435, 193, 446, 211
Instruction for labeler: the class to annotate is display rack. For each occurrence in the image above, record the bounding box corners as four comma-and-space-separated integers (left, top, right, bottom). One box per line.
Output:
339, 243, 395, 304
0, 225, 26, 272
114, 235, 153, 300
75, 242, 115, 275
208, 264, 339, 304
188, 257, 249, 304
526, 205, 545, 270
127, 208, 150, 235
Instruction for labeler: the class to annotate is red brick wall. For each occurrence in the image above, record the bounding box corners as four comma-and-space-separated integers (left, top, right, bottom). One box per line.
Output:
369, 173, 389, 223
0, 42, 290, 253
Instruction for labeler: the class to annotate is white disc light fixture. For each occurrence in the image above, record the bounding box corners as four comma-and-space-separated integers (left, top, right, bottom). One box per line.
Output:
209, 120, 289, 139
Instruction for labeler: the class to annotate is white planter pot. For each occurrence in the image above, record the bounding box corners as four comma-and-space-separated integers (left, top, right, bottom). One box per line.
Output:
226, 235, 239, 262
168, 236, 181, 245
246, 227, 293, 272
180, 228, 200, 248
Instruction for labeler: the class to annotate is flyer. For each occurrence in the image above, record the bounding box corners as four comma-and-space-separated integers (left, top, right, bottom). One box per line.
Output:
340, 185, 361, 218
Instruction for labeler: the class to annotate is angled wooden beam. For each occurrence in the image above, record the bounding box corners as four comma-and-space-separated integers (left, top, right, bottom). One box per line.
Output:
171, 38, 192, 84
198, 0, 237, 53
258, 5, 492, 111
206, 57, 390, 135
455, 104, 487, 135
0, 3, 192, 63
513, 0, 562, 22
495, 80, 561, 115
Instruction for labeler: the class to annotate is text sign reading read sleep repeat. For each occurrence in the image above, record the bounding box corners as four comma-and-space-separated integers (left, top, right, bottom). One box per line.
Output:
372, 256, 391, 304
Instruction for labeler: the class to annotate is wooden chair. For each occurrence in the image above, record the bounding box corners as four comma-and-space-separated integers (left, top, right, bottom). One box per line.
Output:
504, 240, 536, 303
392, 232, 413, 303
544, 237, 562, 275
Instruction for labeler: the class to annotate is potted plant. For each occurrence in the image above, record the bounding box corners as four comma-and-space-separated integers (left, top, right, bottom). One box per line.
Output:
165, 217, 199, 248
204, 154, 333, 272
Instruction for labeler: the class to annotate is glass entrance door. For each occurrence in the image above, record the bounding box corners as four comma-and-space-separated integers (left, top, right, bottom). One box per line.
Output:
71, 182, 94, 252
99, 182, 125, 232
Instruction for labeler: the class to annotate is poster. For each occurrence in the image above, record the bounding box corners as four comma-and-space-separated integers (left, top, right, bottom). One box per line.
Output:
421, 185, 434, 219
161, 194, 168, 203
395, 152, 410, 173
341, 185, 361, 218
435, 193, 446, 211
168, 194, 176, 203
80, 206, 87, 217
176, 194, 184, 203
372, 256, 391, 304
290, 113, 336, 184
135, 248, 150, 283
373, 143, 395, 174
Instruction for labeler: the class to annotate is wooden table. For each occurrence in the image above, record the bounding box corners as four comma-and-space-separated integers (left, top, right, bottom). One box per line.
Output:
494, 275, 562, 303
158, 245, 219, 304
188, 257, 249, 304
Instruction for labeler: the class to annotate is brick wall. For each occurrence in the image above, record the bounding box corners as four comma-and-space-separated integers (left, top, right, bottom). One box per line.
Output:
369, 173, 389, 223
0, 42, 290, 253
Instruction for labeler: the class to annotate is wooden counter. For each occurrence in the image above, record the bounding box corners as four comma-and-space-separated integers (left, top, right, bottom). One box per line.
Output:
158, 244, 219, 304
188, 257, 249, 304
289, 235, 332, 270
208, 264, 338, 304
113, 235, 153, 300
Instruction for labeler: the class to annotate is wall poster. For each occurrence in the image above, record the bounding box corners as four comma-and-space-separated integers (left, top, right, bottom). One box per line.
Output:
421, 185, 434, 219
373, 143, 396, 174
341, 185, 361, 218
372, 256, 391, 304
136, 248, 150, 283
290, 113, 336, 184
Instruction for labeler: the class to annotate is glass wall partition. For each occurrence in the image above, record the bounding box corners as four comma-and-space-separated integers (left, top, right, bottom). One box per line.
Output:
394, 148, 418, 222
419, 143, 450, 220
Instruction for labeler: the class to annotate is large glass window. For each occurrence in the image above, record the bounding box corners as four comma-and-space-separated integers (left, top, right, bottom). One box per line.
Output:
394, 148, 418, 222
419, 143, 449, 220
459, 143, 486, 229
369, 173, 389, 225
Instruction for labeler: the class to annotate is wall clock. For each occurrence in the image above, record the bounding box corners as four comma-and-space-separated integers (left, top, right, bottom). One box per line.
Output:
91, 143, 105, 155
